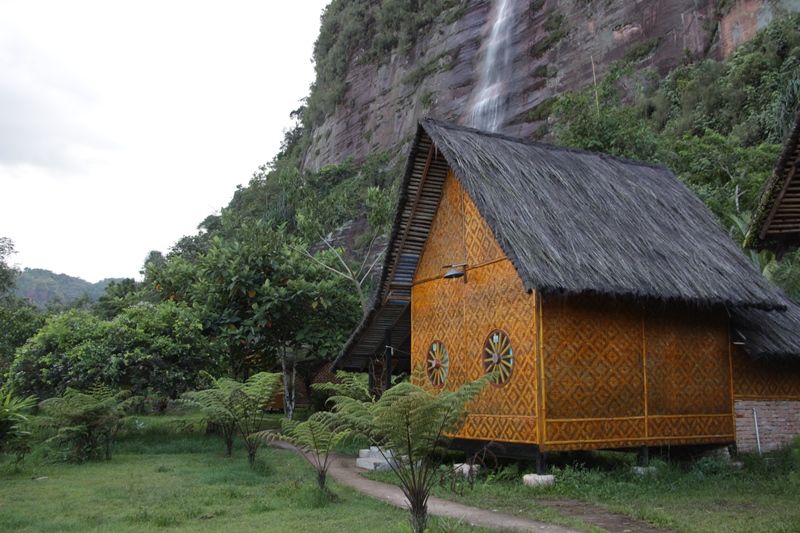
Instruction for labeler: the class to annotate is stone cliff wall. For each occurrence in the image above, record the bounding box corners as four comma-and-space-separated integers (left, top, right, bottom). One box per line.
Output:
303, 0, 800, 171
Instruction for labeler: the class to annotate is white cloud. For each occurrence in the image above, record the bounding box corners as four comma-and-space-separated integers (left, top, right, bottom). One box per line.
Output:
0, 0, 329, 283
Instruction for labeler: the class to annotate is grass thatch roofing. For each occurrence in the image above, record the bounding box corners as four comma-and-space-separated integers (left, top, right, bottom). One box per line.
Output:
334, 119, 787, 371
431, 119, 782, 307
732, 294, 800, 360
746, 110, 800, 255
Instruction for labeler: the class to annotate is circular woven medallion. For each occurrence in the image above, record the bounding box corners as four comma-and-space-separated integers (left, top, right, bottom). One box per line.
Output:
483, 330, 513, 386
426, 341, 449, 388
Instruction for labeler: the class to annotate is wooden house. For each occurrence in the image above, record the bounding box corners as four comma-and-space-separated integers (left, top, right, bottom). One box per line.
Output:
738, 109, 800, 451
334, 119, 800, 458
746, 110, 800, 255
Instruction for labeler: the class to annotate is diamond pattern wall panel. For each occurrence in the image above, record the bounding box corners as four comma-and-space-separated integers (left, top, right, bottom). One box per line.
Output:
732, 345, 800, 399
412, 174, 539, 445
645, 304, 731, 417
542, 295, 645, 421
464, 192, 505, 266
413, 172, 466, 284
457, 260, 539, 443
647, 415, 734, 443
546, 418, 646, 450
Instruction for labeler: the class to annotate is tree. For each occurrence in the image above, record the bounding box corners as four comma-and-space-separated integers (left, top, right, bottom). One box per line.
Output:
93, 278, 143, 320
106, 301, 223, 402
0, 237, 19, 300
253, 413, 350, 490
38, 384, 134, 462
9, 303, 219, 402
324, 372, 489, 533
552, 63, 667, 163
9, 309, 112, 399
282, 160, 396, 312
156, 214, 360, 418
184, 372, 282, 465
0, 300, 45, 388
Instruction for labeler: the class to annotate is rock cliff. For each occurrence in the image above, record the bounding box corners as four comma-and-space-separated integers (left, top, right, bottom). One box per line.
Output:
303, 0, 800, 170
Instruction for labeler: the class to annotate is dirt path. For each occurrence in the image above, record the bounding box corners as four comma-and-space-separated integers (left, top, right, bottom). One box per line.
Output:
270, 442, 677, 533
534, 499, 678, 533
323, 451, 581, 533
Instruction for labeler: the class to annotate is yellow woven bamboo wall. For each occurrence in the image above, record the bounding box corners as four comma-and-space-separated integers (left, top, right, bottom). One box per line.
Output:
541, 297, 734, 451
732, 346, 800, 399
412, 172, 539, 444
411, 170, 735, 451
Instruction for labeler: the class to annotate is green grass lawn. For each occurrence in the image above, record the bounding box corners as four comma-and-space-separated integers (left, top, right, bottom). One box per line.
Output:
0, 415, 492, 533
366, 447, 800, 533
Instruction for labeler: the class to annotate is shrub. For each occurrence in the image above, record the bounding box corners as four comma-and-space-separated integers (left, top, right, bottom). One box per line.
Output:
37, 384, 135, 463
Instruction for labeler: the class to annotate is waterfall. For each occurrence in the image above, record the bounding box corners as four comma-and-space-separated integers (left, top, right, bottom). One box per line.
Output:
468, 0, 516, 132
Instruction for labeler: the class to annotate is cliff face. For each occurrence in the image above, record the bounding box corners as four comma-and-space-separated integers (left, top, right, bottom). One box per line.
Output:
303, 0, 800, 170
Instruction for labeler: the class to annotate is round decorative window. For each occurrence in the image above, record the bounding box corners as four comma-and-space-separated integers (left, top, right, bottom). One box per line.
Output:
482, 330, 513, 386
426, 341, 450, 388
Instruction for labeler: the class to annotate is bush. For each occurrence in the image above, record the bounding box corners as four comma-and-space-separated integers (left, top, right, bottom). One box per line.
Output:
37, 384, 135, 463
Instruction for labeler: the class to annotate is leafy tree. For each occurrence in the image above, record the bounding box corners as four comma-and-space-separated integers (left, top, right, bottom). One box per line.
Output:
0, 237, 19, 300
323, 372, 489, 533
93, 278, 143, 320
38, 384, 134, 462
0, 386, 36, 468
106, 301, 222, 402
153, 214, 360, 418
0, 300, 45, 387
283, 158, 397, 312
253, 413, 350, 490
10, 303, 218, 402
552, 64, 666, 163
9, 309, 113, 399
669, 130, 780, 222
184, 372, 282, 465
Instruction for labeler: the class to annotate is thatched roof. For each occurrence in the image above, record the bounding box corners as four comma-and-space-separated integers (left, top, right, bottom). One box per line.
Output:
334, 119, 787, 371
732, 295, 800, 360
746, 111, 800, 255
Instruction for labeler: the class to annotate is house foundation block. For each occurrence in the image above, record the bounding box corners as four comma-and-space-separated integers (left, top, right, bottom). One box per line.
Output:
523, 474, 555, 488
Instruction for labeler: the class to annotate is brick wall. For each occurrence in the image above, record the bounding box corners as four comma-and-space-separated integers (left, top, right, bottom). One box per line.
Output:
734, 399, 800, 452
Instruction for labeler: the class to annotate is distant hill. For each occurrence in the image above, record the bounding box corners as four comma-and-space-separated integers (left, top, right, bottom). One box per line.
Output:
15, 268, 120, 308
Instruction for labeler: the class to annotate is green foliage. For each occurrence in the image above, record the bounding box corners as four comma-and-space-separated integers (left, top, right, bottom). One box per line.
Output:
530, 11, 568, 59
324, 371, 489, 532
92, 278, 145, 319
401, 49, 459, 87
0, 237, 19, 300
644, 12, 800, 145
183, 372, 282, 465
624, 37, 661, 62
10, 309, 113, 399
106, 301, 222, 400
253, 413, 350, 489
9, 302, 217, 402
14, 267, 118, 309
0, 299, 45, 388
552, 65, 666, 162
0, 386, 36, 467
313, 370, 374, 403
668, 129, 780, 221
38, 384, 134, 463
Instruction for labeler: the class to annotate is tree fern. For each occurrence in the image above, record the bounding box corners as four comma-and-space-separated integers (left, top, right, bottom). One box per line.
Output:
184, 372, 281, 465
38, 384, 134, 462
323, 368, 489, 533
252, 413, 350, 489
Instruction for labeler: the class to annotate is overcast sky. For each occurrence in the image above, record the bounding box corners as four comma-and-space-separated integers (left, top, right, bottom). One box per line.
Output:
0, 1, 330, 283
